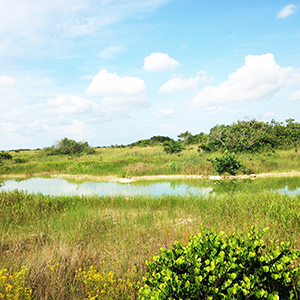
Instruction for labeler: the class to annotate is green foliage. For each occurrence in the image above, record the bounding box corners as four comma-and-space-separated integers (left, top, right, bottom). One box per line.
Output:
163, 141, 184, 155
43, 137, 95, 156
167, 161, 180, 172
139, 227, 300, 300
130, 136, 172, 147
0, 151, 12, 160
13, 157, 27, 164
207, 152, 243, 175
203, 119, 300, 153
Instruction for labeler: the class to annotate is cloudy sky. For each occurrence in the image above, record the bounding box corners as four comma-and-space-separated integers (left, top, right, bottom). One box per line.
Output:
1, 0, 300, 150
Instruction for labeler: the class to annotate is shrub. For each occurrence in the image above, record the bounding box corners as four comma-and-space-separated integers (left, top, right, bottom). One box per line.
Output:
207, 151, 243, 175
163, 141, 184, 155
13, 157, 27, 164
0, 151, 12, 160
139, 227, 300, 300
43, 138, 95, 156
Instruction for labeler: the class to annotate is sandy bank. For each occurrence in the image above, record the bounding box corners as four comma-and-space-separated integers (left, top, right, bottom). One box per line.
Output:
1, 171, 300, 183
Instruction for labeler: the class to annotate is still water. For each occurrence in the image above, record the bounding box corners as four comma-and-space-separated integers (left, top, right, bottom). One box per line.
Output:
1, 176, 300, 197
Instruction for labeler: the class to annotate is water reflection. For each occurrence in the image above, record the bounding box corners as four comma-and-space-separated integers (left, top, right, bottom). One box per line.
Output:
0, 178, 213, 197
0, 176, 299, 197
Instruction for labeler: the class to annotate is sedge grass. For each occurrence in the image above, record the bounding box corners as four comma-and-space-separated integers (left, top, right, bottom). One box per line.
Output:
1, 189, 300, 298
1, 147, 300, 177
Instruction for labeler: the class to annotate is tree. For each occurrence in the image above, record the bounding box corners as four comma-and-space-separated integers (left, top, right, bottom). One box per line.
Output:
177, 131, 191, 142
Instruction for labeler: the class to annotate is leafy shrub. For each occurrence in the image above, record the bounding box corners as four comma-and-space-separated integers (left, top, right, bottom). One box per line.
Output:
139, 227, 300, 300
207, 151, 243, 175
13, 157, 27, 164
43, 138, 95, 156
163, 141, 184, 155
0, 151, 12, 160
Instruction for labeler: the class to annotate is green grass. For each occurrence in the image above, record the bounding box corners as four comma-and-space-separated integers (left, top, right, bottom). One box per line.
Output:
1, 147, 300, 177
1, 189, 300, 298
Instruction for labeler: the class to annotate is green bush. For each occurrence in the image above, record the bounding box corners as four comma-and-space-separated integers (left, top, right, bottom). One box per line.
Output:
0, 151, 12, 160
13, 157, 27, 164
163, 141, 184, 155
207, 151, 243, 175
43, 138, 95, 156
139, 227, 300, 300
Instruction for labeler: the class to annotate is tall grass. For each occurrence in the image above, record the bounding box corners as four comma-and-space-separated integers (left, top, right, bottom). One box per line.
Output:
1, 189, 300, 298
1, 147, 300, 177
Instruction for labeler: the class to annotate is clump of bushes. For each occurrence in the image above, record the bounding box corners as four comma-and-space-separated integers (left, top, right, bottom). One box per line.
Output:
163, 140, 184, 155
43, 138, 95, 156
207, 151, 244, 175
0, 151, 12, 160
139, 227, 300, 299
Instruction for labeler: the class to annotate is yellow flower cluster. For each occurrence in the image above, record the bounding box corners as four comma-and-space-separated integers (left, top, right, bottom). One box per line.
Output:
0, 268, 32, 300
75, 266, 136, 299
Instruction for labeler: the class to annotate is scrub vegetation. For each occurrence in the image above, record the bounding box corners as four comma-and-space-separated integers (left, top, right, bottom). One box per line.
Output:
1, 189, 300, 298
0, 119, 300, 178
0, 118, 300, 299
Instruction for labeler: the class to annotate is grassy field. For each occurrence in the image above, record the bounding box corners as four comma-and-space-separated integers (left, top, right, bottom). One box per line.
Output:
1, 189, 300, 299
1, 146, 300, 177
1, 146, 300, 298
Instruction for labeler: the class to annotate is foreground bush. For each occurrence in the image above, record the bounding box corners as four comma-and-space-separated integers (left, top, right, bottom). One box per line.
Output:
139, 227, 300, 299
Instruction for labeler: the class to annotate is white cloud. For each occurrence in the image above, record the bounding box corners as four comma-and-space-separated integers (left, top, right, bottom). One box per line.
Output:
86, 69, 151, 112
159, 71, 212, 94
290, 90, 300, 101
30, 118, 90, 136
277, 4, 297, 18
143, 52, 180, 72
63, 120, 89, 136
47, 94, 95, 114
97, 46, 124, 58
0, 75, 15, 86
189, 53, 299, 109
87, 69, 146, 97
156, 108, 175, 118
263, 112, 276, 118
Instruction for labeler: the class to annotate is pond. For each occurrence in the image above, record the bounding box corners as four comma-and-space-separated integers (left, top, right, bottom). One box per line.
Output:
0, 176, 300, 197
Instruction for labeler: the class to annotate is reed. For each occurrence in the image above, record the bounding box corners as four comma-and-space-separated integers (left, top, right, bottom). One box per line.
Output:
1, 189, 300, 298
1, 147, 300, 177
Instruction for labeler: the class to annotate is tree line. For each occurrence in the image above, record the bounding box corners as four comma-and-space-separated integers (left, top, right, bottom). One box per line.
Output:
128, 118, 300, 154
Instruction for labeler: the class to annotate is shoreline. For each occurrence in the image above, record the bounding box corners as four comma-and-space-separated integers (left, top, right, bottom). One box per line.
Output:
1, 171, 300, 183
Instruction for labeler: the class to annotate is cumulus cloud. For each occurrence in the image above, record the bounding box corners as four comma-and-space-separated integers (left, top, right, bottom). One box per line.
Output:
156, 108, 175, 118
277, 4, 297, 18
47, 94, 95, 114
290, 90, 300, 101
0, 75, 15, 86
189, 53, 298, 109
159, 71, 212, 93
86, 69, 150, 112
143, 52, 180, 72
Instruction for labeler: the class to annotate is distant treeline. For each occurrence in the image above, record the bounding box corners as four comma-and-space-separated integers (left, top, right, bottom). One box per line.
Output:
127, 118, 300, 153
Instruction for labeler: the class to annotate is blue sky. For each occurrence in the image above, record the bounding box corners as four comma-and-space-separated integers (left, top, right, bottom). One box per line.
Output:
1, 0, 300, 150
